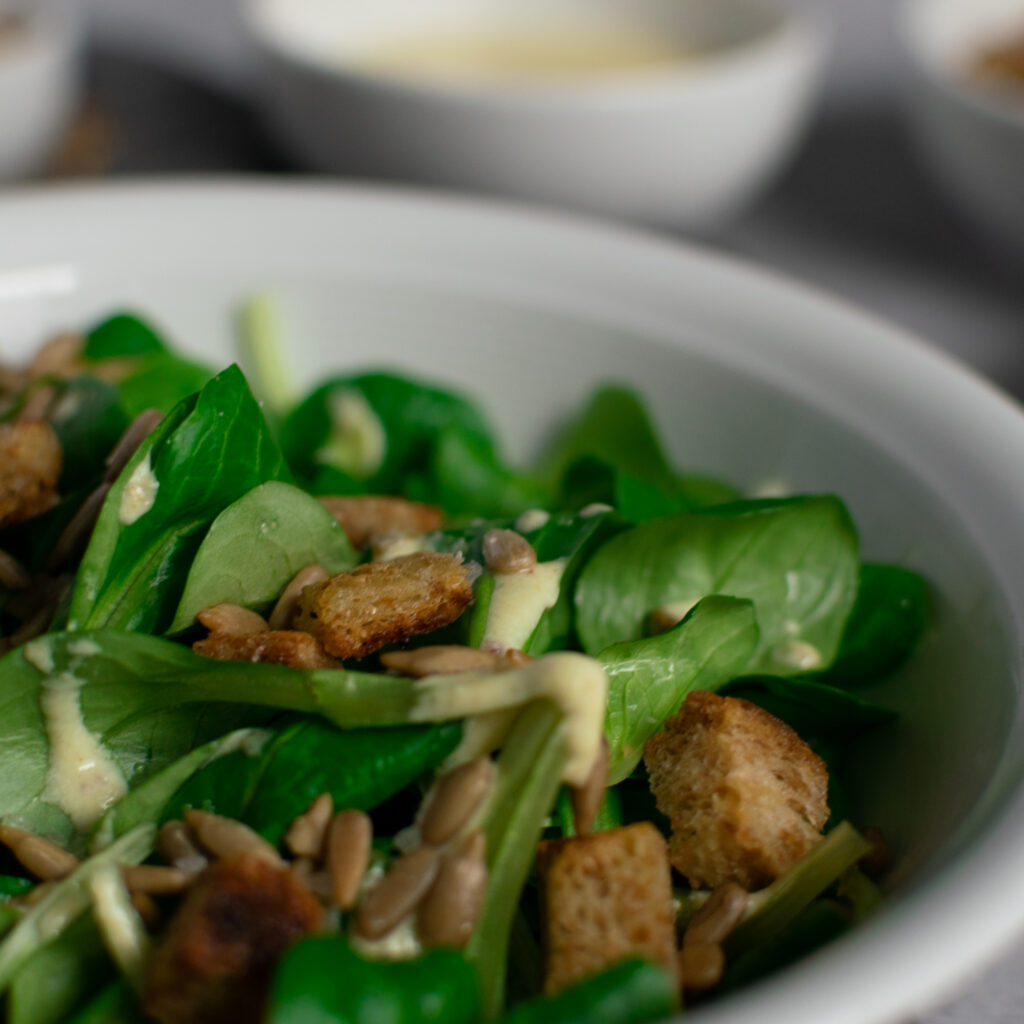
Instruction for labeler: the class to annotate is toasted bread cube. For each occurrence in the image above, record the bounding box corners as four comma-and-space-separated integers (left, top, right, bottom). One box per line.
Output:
293, 552, 473, 660
645, 690, 828, 890
318, 496, 443, 549
0, 422, 61, 529
143, 853, 323, 1024
193, 630, 336, 669
537, 822, 678, 995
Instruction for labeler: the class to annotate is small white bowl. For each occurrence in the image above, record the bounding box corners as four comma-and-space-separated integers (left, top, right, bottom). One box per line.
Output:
244, 0, 825, 229
900, 0, 1024, 259
0, 2, 81, 181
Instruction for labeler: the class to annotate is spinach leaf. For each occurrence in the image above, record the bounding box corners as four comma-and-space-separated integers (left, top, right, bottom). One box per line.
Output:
281, 372, 496, 496
167, 481, 358, 633
721, 674, 896, 744
84, 313, 213, 417
269, 935, 479, 1024
1, 629, 500, 844
815, 563, 929, 687
85, 313, 166, 359
68, 365, 292, 635
537, 387, 676, 501
91, 728, 271, 849
407, 427, 548, 519
599, 596, 759, 784
162, 717, 461, 846
575, 497, 860, 675
66, 980, 146, 1024
8, 914, 112, 1024
499, 960, 677, 1024
48, 377, 129, 492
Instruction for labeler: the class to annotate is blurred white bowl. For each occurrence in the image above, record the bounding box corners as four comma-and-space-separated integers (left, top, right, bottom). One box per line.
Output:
0, 3, 81, 181
244, 0, 825, 229
901, 0, 1024, 259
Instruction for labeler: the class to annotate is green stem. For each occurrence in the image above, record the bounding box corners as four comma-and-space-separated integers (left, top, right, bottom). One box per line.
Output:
467, 701, 568, 1019
237, 292, 299, 417
726, 821, 872, 955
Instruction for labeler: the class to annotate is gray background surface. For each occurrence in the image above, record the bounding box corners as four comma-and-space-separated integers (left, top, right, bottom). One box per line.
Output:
59, 1, 1024, 1019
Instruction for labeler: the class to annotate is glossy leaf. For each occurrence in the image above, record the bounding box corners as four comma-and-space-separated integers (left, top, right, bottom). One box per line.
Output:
68, 365, 292, 635
816, 563, 929, 687
575, 497, 860, 674
599, 596, 759, 784
49, 377, 130, 492
268, 935, 479, 1024
167, 481, 357, 633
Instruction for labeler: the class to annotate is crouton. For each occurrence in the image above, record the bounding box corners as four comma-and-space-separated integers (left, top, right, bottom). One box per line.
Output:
537, 822, 678, 995
0, 421, 61, 529
318, 495, 443, 549
644, 690, 828, 891
143, 852, 323, 1024
192, 630, 336, 669
293, 552, 474, 660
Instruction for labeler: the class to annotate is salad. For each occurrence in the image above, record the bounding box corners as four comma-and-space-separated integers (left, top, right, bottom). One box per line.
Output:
0, 308, 927, 1024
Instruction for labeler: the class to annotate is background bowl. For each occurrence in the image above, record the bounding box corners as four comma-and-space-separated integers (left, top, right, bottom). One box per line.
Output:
0, 1, 81, 181
2, 182, 1024, 1023
244, 0, 825, 229
900, 0, 1024, 259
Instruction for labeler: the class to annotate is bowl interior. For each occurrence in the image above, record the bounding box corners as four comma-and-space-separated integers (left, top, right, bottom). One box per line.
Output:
249, 0, 788, 77
2, 184, 1023, 1021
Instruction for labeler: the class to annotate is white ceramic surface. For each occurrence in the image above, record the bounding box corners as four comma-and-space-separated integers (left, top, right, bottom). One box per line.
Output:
2, 182, 1024, 1023
0, 3, 81, 181
243, 0, 825, 229
900, 0, 1024, 261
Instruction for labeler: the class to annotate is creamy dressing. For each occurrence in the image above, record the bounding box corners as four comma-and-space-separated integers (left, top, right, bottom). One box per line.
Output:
67, 639, 101, 658
88, 863, 150, 984
371, 532, 429, 562
22, 639, 54, 675
579, 502, 614, 518
39, 672, 127, 830
770, 638, 823, 672
514, 508, 550, 534
317, 389, 386, 478
118, 455, 159, 526
413, 652, 608, 786
354, 27, 691, 82
481, 558, 566, 652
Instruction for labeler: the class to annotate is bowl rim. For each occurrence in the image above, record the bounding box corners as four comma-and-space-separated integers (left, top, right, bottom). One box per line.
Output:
1, 178, 1024, 1024
899, 0, 1024, 131
242, 0, 826, 104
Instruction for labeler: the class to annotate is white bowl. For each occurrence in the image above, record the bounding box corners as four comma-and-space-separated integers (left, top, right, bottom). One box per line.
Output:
900, 0, 1024, 259
2, 181, 1024, 1023
0, 2, 81, 181
243, 0, 825, 229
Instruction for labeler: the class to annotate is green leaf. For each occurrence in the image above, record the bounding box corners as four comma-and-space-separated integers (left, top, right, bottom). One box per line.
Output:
537, 387, 676, 500
575, 497, 860, 674
48, 377, 130, 492
282, 372, 496, 496
66, 980, 146, 1024
68, 365, 293, 635
168, 481, 357, 633
84, 314, 166, 359
162, 717, 462, 847
114, 352, 213, 420
722, 674, 896, 745
409, 427, 548, 519
268, 935, 479, 1024
498, 960, 677, 1024
91, 728, 271, 850
816, 563, 929, 687
599, 596, 759, 784
8, 914, 113, 1024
